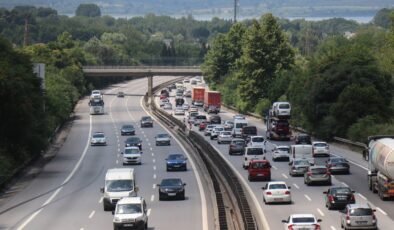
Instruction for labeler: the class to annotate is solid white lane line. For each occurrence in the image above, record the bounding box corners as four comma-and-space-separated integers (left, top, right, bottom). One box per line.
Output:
357, 193, 367, 200
153, 174, 156, 179
17, 115, 93, 230
376, 207, 387, 216
342, 182, 348, 187
271, 165, 277, 170
150, 195, 155, 202
88, 210, 95, 219
292, 183, 299, 189
153, 166, 156, 170
282, 173, 288, 179
147, 209, 151, 216
153, 184, 156, 189
99, 197, 103, 203
317, 208, 325, 217
330, 226, 336, 230
141, 90, 209, 230
304, 194, 312, 201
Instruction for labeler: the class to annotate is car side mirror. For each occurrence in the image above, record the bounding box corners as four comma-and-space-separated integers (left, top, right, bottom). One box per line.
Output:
352, 191, 355, 193
288, 162, 292, 165
183, 183, 187, 186
323, 191, 327, 194
135, 186, 139, 193
281, 220, 288, 223
261, 187, 266, 190
317, 219, 322, 222
112, 210, 115, 215
156, 184, 161, 187
100, 187, 104, 193
373, 209, 376, 212
121, 152, 123, 155
288, 186, 291, 189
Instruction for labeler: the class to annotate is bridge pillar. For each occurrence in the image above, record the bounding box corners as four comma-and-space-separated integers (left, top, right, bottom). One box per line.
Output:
147, 73, 153, 106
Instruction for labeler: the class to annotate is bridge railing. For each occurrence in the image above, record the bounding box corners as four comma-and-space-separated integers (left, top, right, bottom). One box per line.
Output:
82, 65, 201, 70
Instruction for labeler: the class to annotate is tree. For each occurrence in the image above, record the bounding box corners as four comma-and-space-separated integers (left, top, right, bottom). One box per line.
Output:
75, 4, 101, 17
373, 8, 394, 29
235, 14, 294, 111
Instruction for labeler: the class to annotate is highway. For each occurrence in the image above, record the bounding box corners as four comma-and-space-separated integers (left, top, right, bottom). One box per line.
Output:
0, 77, 212, 230
160, 79, 394, 230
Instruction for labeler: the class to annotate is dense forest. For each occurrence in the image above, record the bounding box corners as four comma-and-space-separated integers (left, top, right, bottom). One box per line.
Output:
0, 4, 393, 186
203, 8, 394, 142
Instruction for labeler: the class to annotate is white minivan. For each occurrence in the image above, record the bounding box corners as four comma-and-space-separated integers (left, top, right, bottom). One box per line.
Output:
243, 147, 265, 169
101, 168, 138, 211
272, 102, 291, 118
232, 119, 248, 138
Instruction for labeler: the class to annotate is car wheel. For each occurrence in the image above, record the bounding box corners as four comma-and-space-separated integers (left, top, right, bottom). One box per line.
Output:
159, 194, 163, 201
103, 203, 111, 211
248, 175, 252, 181
144, 222, 148, 230
210, 136, 214, 140
122, 163, 126, 166
181, 191, 185, 200
327, 203, 332, 210
229, 151, 233, 155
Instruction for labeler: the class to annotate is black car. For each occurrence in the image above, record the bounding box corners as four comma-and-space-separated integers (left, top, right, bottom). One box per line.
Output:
158, 178, 186, 200
140, 116, 153, 127
209, 115, 221, 124
295, 133, 312, 144
120, 124, 135, 136
166, 154, 187, 171
117, 91, 125, 97
326, 157, 350, 174
323, 186, 355, 210
228, 138, 246, 155
125, 137, 142, 150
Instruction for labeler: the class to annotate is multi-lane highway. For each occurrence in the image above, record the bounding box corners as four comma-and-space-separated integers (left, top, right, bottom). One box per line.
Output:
161, 79, 394, 230
0, 77, 212, 230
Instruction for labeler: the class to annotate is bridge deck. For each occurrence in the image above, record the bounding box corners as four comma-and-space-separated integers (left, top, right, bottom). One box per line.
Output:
82, 66, 202, 77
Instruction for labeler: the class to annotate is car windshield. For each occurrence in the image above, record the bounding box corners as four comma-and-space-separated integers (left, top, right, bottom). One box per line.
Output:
251, 162, 270, 169
214, 128, 224, 132
190, 113, 198, 117
168, 154, 185, 160
116, 204, 141, 214
126, 137, 140, 143
221, 132, 231, 135
106, 180, 133, 192
252, 137, 264, 142
331, 158, 347, 163
269, 184, 287, 189
349, 208, 373, 216
235, 123, 247, 128
332, 187, 352, 194
279, 104, 290, 109
196, 115, 207, 119
233, 140, 245, 145
247, 148, 264, 155
278, 147, 290, 152
93, 133, 104, 138
314, 143, 328, 147
123, 125, 133, 129
225, 121, 233, 125
124, 148, 140, 154
294, 160, 310, 166
311, 168, 327, 174
161, 179, 182, 186
142, 117, 152, 121
292, 217, 315, 223
157, 134, 169, 138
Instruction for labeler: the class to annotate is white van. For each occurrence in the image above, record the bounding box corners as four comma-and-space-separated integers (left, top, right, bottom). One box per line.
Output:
232, 119, 248, 138
101, 168, 137, 211
272, 102, 291, 118
290, 145, 313, 163
243, 147, 265, 169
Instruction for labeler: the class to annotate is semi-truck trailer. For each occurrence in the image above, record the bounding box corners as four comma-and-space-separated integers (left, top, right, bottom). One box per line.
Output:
192, 87, 205, 105
265, 111, 291, 141
367, 136, 394, 200
203, 91, 221, 113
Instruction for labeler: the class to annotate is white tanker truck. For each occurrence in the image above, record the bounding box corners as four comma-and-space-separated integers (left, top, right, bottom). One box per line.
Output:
367, 136, 394, 200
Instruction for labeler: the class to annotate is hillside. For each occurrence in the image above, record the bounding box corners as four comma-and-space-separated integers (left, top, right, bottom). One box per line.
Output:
0, 0, 392, 18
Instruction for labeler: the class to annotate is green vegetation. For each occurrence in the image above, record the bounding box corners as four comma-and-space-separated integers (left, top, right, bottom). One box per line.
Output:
75, 4, 101, 17
203, 12, 394, 142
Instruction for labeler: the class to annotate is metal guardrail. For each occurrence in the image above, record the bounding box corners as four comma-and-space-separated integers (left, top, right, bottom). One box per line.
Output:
83, 65, 201, 70
147, 79, 257, 230
333, 137, 367, 149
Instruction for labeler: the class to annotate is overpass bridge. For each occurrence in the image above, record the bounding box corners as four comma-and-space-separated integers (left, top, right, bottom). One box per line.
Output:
82, 66, 202, 77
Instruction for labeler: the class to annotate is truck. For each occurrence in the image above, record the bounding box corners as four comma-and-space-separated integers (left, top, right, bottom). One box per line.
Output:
367, 136, 394, 200
265, 111, 291, 141
203, 91, 221, 114
290, 144, 313, 163
89, 98, 104, 115
192, 87, 205, 105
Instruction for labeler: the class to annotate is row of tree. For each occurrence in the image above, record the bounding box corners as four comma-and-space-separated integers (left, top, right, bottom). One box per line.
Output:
203, 11, 394, 142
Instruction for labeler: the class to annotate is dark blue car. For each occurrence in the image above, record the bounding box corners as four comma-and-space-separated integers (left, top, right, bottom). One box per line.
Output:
166, 154, 187, 171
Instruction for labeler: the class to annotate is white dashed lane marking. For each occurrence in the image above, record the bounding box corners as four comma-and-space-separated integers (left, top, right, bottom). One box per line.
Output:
330, 226, 336, 230
98, 197, 103, 203
147, 209, 151, 216
150, 195, 155, 202
152, 159, 156, 163
317, 208, 325, 217
153, 174, 157, 179
153, 166, 156, 171
153, 184, 156, 189
292, 183, 299, 189
357, 193, 367, 200
304, 195, 312, 201
281, 173, 288, 179
271, 165, 277, 170
88, 210, 95, 219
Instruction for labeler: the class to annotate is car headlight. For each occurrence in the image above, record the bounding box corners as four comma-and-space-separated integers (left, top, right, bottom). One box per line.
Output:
113, 217, 121, 223
160, 188, 166, 193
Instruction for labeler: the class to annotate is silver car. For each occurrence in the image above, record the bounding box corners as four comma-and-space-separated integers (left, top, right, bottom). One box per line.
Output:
163, 103, 173, 110
174, 107, 185, 115
217, 131, 232, 144
210, 126, 225, 140
155, 133, 171, 146
272, 146, 290, 161
223, 120, 234, 131
204, 125, 216, 136
340, 204, 377, 230
289, 158, 311, 176
90, 132, 107, 146
304, 166, 332, 185
122, 147, 142, 165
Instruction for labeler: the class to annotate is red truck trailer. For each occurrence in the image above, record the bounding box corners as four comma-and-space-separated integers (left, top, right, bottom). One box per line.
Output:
204, 91, 221, 114
192, 87, 205, 105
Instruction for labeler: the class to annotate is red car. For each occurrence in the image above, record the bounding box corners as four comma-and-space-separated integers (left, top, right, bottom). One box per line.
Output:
248, 159, 271, 181
199, 122, 207, 131
160, 94, 167, 100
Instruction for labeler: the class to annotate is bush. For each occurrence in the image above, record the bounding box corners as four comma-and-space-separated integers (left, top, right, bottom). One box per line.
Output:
254, 99, 271, 116
347, 116, 394, 142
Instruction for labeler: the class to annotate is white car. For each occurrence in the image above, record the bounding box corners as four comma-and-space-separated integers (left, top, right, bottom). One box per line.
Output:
182, 103, 190, 110
243, 147, 265, 169
174, 107, 185, 115
282, 214, 322, 230
113, 197, 148, 230
91, 132, 106, 146
248, 136, 266, 149
273, 101, 291, 118
184, 90, 192, 97
272, 146, 290, 161
210, 126, 225, 140
312, 141, 330, 157
204, 124, 217, 136
159, 98, 169, 107
233, 114, 246, 120
163, 103, 173, 110
189, 106, 198, 113
223, 120, 234, 130
217, 131, 232, 144
122, 146, 142, 165
90, 90, 103, 100
262, 181, 292, 204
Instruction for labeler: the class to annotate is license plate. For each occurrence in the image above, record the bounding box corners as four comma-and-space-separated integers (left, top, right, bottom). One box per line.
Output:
124, 224, 134, 227
274, 198, 283, 201
338, 197, 347, 200
356, 221, 367, 224
173, 165, 180, 167
168, 193, 176, 196
257, 174, 264, 176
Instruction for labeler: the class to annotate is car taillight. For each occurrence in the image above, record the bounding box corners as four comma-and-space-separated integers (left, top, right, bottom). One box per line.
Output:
327, 164, 332, 168
372, 214, 376, 223
325, 146, 329, 150
350, 194, 355, 201
266, 191, 272, 195
314, 224, 321, 230
285, 191, 290, 195
292, 166, 296, 170
307, 172, 312, 176
287, 225, 294, 230
346, 214, 350, 224
328, 195, 334, 202
245, 157, 248, 161
326, 171, 331, 175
